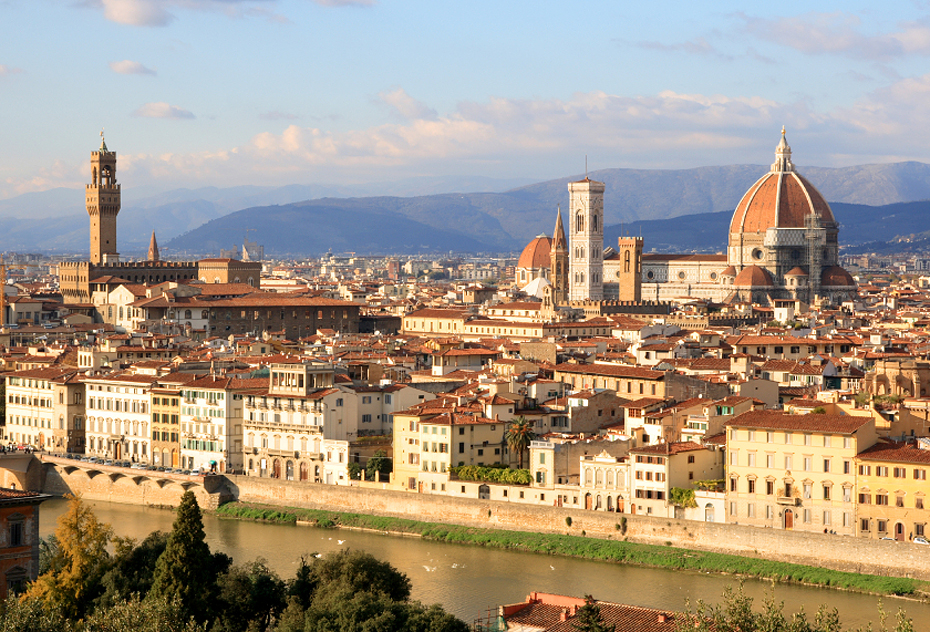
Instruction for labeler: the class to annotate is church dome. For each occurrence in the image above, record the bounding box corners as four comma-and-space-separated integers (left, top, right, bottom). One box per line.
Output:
784, 267, 808, 277
517, 235, 552, 269
821, 266, 856, 287
721, 265, 737, 277
729, 129, 835, 234
734, 265, 774, 287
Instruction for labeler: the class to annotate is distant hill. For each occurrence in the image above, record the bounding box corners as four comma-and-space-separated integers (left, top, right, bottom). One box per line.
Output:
9, 162, 930, 255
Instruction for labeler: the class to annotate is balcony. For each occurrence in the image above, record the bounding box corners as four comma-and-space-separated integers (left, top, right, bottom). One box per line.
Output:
776, 496, 799, 506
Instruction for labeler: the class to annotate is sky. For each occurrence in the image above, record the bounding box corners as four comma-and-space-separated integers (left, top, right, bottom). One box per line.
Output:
5, 0, 930, 199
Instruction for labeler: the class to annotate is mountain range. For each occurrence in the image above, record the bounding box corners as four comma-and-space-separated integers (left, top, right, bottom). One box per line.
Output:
7, 162, 930, 256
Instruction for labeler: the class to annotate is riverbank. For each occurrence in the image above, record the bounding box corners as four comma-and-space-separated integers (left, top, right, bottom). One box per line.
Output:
214, 501, 927, 598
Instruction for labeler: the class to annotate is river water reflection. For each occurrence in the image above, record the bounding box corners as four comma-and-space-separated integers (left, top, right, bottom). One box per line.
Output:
39, 498, 929, 628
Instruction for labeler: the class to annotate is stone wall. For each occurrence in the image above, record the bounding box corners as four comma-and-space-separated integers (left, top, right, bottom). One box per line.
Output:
228, 475, 930, 581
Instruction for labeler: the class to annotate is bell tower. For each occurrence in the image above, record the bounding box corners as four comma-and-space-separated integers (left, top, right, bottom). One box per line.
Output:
568, 177, 605, 301
86, 131, 120, 265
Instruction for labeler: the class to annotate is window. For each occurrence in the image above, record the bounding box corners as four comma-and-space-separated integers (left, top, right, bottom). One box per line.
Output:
915, 469, 927, 480
747, 503, 756, 518
687, 455, 695, 464
803, 483, 812, 499
896, 495, 905, 508
875, 493, 889, 506
766, 505, 773, 519
729, 502, 737, 516
804, 434, 812, 446
917, 497, 925, 510
803, 457, 812, 471
729, 477, 737, 492
843, 487, 852, 503
876, 466, 888, 477
766, 431, 774, 443
766, 454, 774, 469
766, 480, 775, 495
843, 460, 851, 475
859, 493, 870, 505
784, 455, 793, 470
823, 459, 830, 473
803, 509, 811, 523
893, 467, 906, 478
823, 485, 831, 501
859, 464, 871, 476
747, 479, 756, 494
747, 453, 756, 467
860, 518, 870, 532
361, 414, 372, 424
877, 520, 887, 533
823, 511, 832, 526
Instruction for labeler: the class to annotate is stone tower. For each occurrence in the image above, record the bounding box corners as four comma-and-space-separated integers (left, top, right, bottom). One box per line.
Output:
616, 236, 643, 301
550, 206, 568, 305
86, 133, 120, 265
568, 178, 605, 301
148, 230, 160, 261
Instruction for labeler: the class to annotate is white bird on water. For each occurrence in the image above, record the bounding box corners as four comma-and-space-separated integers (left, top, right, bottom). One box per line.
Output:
423, 565, 437, 572
337, 540, 345, 545
550, 565, 555, 570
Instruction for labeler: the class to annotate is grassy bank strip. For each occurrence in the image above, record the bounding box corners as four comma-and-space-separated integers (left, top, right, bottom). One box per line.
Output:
214, 501, 923, 596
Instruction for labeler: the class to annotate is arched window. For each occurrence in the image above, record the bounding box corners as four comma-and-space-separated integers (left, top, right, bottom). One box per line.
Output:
624, 251, 631, 273
593, 214, 598, 232
576, 213, 584, 233
185, 309, 192, 319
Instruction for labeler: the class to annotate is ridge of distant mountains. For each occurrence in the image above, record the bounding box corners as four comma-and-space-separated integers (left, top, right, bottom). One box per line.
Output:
8, 162, 930, 255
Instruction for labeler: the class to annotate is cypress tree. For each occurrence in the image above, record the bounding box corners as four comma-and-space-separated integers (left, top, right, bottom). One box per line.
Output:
149, 491, 215, 622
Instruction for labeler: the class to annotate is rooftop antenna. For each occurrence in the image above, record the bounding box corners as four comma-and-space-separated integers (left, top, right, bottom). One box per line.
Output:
585, 155, 588, 179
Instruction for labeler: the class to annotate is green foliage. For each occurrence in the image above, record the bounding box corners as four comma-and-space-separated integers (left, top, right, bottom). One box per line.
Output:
0, 596, 71, 632
693, 479, 725, 492
95, 531, 168, 610
451, 465, 531, 485
26, 494, 113, 619
674, 583, 914, 632
572, 595, 615, 632
347, 462, 363, 480
82, 594, 207, 632
669, 487, 697, 508
149, 491, 218, 623
854, 391, 871, 407
505, 417, 536, 469
811, 406, 827, 414
366, 449, 392, 481
213, 559, 286, 632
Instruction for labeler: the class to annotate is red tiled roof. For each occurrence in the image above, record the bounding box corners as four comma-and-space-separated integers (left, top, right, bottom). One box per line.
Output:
725, 410, 871, 434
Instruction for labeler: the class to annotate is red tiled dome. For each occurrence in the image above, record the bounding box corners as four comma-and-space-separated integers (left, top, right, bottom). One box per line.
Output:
721, 265, 737, 277
821, 266, 856, 287
785, 267, 808, 276
734, 265, 774, 287
729, 131, 834, 234
517, 235, 552, 269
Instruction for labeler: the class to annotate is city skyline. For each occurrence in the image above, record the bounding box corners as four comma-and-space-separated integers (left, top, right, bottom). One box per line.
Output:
5, 1, 930, 198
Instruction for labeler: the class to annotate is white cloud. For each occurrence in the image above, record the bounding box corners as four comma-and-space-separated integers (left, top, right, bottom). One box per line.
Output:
0, 65, 23, 76
16, 78, 930, 195
132, 102, 196, 119
378, 88, 437, 121
86, 0, 372, 27
741, 12, 930, 60
99, 0, 176, 26
109, 60, 157, 76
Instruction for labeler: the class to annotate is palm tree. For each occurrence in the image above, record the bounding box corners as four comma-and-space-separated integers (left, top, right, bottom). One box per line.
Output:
505, 417, 536, 469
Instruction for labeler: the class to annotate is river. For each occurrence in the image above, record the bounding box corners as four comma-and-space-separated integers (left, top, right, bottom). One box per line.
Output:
39, 498, 929, 628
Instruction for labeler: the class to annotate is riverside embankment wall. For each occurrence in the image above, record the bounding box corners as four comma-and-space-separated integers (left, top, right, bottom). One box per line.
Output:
35, 459, 930, 582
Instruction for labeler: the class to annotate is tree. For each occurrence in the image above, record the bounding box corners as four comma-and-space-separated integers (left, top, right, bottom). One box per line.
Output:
82, 595, 206, 632
505, 417, 536, 469
95, 531, 169, 609
0, 596, 71, 632
213, 559, 286, 632
26, 494, 113, 619
149, 491, 217, 623
573, 595, 615, 632
366, 449, 392, 481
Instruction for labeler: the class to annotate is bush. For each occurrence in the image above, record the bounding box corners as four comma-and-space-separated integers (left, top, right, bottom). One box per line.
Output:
451, 465, 531, 485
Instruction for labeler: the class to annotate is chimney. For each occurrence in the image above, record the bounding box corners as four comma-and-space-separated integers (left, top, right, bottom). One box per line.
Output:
560, 610, 569, 622
658, 613, 667, 623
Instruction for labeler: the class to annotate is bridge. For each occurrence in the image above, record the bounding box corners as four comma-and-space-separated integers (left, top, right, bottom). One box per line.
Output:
0, 453, 231, 507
